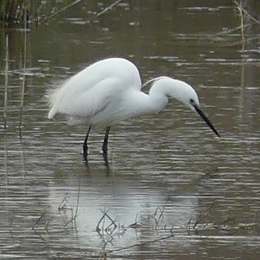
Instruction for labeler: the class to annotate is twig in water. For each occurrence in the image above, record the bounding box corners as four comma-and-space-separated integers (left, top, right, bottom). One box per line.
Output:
128, 214, 141, 229
63, 186, 80, 228
41, 0, 83, 23
88, 0, 123, 23
32, 206, 49, 230
58, 191, 69, 211
63, 209, 78, 228
154, 191, 171, 228
234, 0, 260, 25
154, 206, 164, 228
193, 201, 216, 229
74, 176, 81, 224
234, 1, 245, 45
96, 210, 117, 235
216, 24, 250, 37
107, 230, 174, 254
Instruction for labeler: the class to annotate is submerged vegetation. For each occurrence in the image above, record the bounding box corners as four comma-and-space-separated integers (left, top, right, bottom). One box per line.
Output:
0, 0, 124, 26
0, 0, 83, 26
0, 0, 39, 25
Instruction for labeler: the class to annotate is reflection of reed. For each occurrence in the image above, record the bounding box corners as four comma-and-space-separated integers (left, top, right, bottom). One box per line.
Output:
219, 1, 259, 47
235, 0, 245, 115
233, 0, 260, 126
19, 7, 27, 132
4, 35, 8, 129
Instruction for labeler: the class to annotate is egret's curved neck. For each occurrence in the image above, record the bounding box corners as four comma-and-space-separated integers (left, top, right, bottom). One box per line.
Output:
149, 77, 183, 101
132, 77, 182, 116
147, 79, 170, 113
124, 77, 192, 119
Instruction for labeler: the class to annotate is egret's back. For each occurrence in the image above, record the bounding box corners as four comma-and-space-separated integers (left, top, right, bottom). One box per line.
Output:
48, 58, 142, 125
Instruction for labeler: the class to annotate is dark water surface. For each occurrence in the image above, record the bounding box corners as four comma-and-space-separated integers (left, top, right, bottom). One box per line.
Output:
1, 1, 260, 259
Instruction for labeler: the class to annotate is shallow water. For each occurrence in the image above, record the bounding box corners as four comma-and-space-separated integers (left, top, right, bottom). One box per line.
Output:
1, 1, 260, 259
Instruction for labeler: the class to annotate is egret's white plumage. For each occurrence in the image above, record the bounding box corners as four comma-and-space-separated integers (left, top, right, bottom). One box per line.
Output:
47, 57, 219, 159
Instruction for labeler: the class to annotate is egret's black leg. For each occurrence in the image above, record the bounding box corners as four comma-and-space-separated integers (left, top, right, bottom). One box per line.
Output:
102, 126, 110, 155
102, 126, 110, 172
83, 125, 91, 160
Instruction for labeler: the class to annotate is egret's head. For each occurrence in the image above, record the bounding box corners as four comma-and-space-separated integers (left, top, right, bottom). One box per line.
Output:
170, 79, 220, 138
181, 88, 200, 112
186, 89, 220, 138
149, 77, 220, 137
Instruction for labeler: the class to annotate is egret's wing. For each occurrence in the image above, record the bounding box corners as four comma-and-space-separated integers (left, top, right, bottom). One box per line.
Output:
48, 76, 122, 123
48, 58, 142, 126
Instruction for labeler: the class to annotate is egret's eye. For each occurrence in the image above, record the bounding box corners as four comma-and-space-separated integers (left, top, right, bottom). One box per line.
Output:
190, 98, 195, 104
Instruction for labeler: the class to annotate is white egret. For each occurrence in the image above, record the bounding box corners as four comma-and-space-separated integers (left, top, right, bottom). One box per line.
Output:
47, 57, 220, 160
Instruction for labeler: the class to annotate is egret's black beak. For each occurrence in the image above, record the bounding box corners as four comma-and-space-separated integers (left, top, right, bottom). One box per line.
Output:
193, 105, 220, 137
